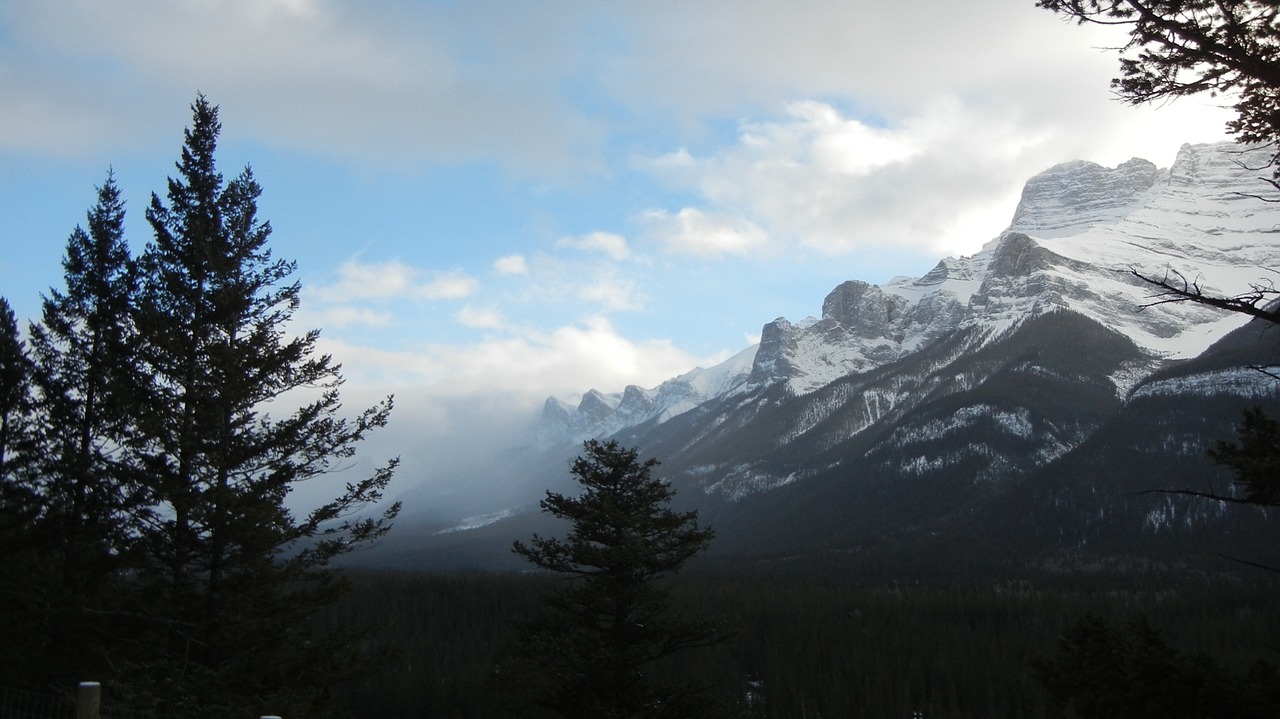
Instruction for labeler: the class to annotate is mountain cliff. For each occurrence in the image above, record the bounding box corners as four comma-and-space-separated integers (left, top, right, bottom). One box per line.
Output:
378, 142, 1280, 575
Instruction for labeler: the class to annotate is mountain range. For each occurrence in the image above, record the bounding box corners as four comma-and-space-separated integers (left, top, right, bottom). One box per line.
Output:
371, 141, 1280, 578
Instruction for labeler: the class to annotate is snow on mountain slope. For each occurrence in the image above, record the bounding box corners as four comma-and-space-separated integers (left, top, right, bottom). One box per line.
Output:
542, 141, 1280, 439
753, 142, 1280, 395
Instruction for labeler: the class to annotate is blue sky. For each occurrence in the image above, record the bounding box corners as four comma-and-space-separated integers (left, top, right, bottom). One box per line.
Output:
0, 0, 1236, 487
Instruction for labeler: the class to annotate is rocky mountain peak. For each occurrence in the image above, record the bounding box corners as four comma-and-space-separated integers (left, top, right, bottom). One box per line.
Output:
748, 317, 799, 385
1008, 156, 1161, 237
981, 232, 1051, 279
821, 280, 909, 338
915, 256, 978, 286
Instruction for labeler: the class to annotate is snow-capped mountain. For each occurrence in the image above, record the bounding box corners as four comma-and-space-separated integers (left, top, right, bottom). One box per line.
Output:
546, 142, 1279, 436
376, 142, 1280, 575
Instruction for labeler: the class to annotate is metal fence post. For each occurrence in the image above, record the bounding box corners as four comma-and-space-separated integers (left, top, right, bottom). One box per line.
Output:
75, 682, 101, 719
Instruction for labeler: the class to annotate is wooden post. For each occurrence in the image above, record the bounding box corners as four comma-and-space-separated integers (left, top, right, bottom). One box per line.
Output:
76, 682, 101, 719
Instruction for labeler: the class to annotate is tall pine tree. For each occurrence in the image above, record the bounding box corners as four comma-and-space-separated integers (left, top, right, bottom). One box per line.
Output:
506, 440, 731, 719
0, 296, 36, 511
13, 171, 146, 686
105, 96, 401, 716
0, 296, 46, 685
27, 171, 141, 588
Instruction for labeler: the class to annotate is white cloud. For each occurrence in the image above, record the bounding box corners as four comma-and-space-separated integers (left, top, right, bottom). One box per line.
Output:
456, 304, 506, 330
556, 231, 632, 261
636, 93, 1222, 258
578, 273, 643, 311
312, 259, 477, 303
417, 270, 480, 300
640, 207, 769, 257
306, 314, 732, 508
1, 0, 1233, 181
319, 314, 717, 401
494, 254, 529, 275
0, 0, 607, 174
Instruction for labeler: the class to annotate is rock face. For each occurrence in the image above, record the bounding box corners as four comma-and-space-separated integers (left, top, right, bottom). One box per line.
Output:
1008, 156, 1161, 236
821, 281, 908, 338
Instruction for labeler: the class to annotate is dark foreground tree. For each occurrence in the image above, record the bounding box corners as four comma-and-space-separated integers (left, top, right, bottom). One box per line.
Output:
0, 296, 40, 555
0, 297, 36, 501
103, 95, 401, 717
1037, 1, 1280, 175
0, 297, 46, 685
7, 172, 146, 685
1033, 614, 1280, 718
0, 97, 400, 717
503, 439, 733, 719
1209, 406, 1280, 506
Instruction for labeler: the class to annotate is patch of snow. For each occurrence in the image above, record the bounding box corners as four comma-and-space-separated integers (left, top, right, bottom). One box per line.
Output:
435, 508, 516, 535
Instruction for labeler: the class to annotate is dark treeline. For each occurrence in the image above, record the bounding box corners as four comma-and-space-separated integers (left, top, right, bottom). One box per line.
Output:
318, 569, 1280, 719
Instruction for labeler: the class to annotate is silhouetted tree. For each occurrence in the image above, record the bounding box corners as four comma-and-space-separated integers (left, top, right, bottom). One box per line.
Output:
505, 439, 731, 719
0, 96, 401, 714
29, 170, 144, 576
0, 296, 46, 685
0, 296, 39, 553
3, 172, 148, 685
1210, 406, 1280, 506
98, 95, 402, 717
0, 297, 35, 499
1038, 1, 1280, 175
1033, 614, 1280, 718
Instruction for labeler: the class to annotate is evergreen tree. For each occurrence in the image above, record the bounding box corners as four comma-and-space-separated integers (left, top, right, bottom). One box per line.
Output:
0, 296, 45, 685
1209, 406, 1280, 507
0, 296, 40, 559
106, 96, 400, 716
26, 171, 142, 589
4, 172, 148, 686
0, 296, 36, 502
506, 439, 730, 719
1033, 614, 1280, 718
1037, 1, 1280, 164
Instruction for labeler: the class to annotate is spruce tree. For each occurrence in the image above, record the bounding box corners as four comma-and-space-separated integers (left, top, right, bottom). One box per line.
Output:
1209, 406, 1280, 507
0, 296, 39, 560
112, 96, 399, 716
0, 297, 35, 499
507, 439, 729, 719
27, 171, 141, 588
0, 296, 45, 685
7, 171, 147, 686
1033, 614, 1280, 718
